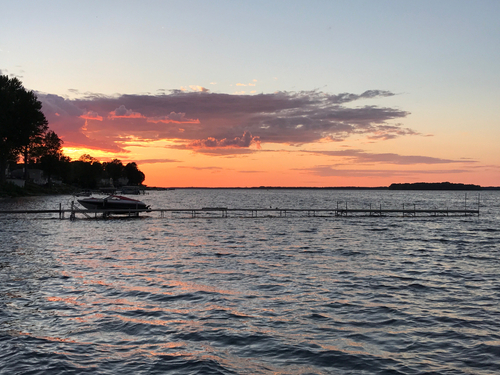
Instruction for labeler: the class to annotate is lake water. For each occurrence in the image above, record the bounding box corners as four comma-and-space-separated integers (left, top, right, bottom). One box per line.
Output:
1, 189, 499, 374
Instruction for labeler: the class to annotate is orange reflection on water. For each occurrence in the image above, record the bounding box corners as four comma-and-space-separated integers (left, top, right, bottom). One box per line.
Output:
18, 331, 93, 346
115, 314, 191, 327
147, 341, 191, 357
166, 279, 236, 295
156, 341, 188, 350
69, 313, 105, 323
83, 279, 114, 287
46, 296, 85, 306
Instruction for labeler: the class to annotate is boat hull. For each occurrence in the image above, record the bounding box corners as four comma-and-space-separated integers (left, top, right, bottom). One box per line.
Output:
78, 195, 150, 215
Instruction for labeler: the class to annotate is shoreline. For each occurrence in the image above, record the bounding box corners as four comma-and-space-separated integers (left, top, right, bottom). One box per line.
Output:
2, 182, 499, 198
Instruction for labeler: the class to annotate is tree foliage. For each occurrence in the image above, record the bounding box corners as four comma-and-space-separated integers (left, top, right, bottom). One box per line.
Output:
39, 131, 67, 184
62, 157, 145, 188
124, 162, 145, 185
68, 159, 104, 189
0, 75, 48, 181
0, 75, 147, 190
103, 159, 124, 183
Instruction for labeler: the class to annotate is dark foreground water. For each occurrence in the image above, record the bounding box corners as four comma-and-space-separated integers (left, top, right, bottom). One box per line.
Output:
1, 189, 499, 374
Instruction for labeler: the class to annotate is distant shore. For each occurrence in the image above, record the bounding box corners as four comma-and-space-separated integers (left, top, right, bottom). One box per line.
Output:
2, 181, 499, 198
147, 183, 500, 191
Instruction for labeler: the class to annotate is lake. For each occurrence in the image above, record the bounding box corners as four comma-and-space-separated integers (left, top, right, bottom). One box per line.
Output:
1, 189, 499, 374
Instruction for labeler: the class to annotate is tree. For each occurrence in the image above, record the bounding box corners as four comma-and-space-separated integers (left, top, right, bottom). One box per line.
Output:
78, 154, 99, 164
39, 131, 64, 184
103, 159, 124, 186
124, 162, 145, 185
0, 75, 48, 182
70, 154, 104, 189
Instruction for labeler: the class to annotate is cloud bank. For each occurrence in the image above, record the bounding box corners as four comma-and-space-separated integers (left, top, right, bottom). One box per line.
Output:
297, 166, 472, 178
38, 89, 412, 154
307, 150, 477, 165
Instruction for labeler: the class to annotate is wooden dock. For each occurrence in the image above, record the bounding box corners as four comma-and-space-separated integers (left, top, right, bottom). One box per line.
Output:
0, 205, 481, 220
150, 207, 480, 218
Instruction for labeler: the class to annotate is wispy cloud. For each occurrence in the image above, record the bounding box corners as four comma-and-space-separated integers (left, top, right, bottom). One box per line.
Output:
307, 149, 477, 165
38, 89, 412, 154
177, 166, 224, 171
297, 165, 471, 178
131, 158, 180, 164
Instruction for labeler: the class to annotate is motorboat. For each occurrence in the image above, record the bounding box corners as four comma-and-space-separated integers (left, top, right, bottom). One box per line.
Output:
77, 195, 151, 215
75, 190, 92, 197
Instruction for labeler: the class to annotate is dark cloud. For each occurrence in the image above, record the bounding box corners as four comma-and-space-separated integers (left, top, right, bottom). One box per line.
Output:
37, 89, 412, 154
169, 146, 258, 156
187, 131, 260, 149
307, 150, 477, 165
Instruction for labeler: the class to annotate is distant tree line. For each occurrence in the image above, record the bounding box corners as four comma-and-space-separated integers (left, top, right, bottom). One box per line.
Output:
389, 182, 481, 190
67, 156, 145, 189
1, 75, 145, 189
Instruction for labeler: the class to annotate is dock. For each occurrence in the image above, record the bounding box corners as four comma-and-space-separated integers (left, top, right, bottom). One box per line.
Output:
0, 204, 481, 220
150, 207, 480, 219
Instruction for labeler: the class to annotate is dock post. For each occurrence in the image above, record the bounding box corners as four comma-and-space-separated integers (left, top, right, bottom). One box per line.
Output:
70, 201, 76, 221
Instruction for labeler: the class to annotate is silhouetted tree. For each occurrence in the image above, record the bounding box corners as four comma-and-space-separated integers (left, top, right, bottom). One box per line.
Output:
124, 162, 145, 185
0, 75, 48, 181
39, 131, 64, 184
78, 154, 99, 164
69, 154, 104, 189
103, 159, 124, 186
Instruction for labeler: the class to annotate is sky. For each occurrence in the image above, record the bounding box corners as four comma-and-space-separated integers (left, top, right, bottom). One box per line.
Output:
1, 0, 499, 187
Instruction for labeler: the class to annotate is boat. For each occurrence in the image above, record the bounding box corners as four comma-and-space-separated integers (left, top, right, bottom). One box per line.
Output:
77, 195, 151, 215
75, 190, 92, 197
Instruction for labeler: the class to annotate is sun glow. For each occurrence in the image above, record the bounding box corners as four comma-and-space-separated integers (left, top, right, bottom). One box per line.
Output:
61, 147, 122, 162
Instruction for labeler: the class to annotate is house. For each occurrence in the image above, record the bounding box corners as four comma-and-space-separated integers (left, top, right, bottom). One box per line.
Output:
10, 168, 48, 185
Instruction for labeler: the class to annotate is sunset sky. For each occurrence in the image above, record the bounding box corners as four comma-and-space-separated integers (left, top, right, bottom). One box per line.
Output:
1, 0, 499, 187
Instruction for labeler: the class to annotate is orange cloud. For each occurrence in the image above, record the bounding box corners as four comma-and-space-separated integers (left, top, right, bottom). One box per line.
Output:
108, 105, 144, 119
80, 110, 103, 121
189, 85, 209, 92
38, 89, 411, 156
147, 112, 200, 124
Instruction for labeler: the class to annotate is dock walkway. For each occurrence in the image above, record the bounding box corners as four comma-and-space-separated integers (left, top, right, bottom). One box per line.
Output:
0, 205, 481, 219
